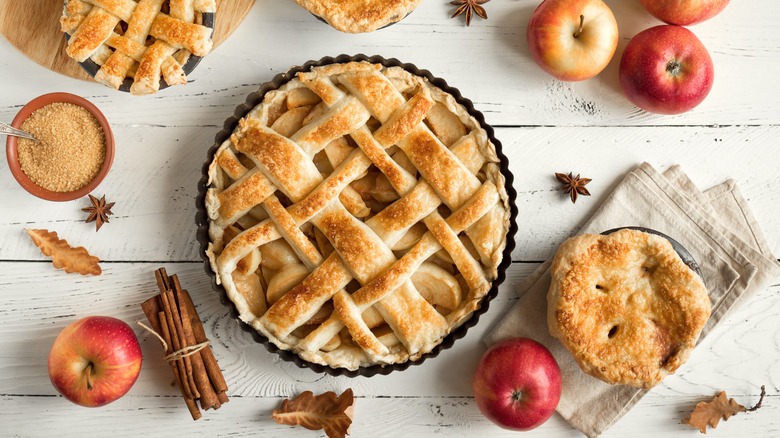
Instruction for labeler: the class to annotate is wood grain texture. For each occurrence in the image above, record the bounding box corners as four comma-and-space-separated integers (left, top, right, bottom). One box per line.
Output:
0, 262, 777, 436
0, 125, 777, 262
0, 0, 84, 78
2, 394, 775, 436
0, 0, 255, 82
1, 0, 780, 436
2, 0, 778, 124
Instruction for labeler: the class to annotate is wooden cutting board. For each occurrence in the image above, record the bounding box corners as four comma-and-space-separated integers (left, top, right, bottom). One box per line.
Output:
0, 0, 254, 82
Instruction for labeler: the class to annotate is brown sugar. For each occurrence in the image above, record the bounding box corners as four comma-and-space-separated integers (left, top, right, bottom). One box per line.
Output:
17, 102, 106, 192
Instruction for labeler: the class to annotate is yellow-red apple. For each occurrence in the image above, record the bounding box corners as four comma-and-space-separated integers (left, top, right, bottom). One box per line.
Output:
640, 0, 730, 26
527, 0, 618, 81
619, 25, 714, 115
48, 316, 142, 407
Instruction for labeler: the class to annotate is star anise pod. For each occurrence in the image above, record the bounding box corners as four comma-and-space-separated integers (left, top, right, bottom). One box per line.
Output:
82, 194, 115, 231
450, 0, 489, 26
555, 172, 591, 203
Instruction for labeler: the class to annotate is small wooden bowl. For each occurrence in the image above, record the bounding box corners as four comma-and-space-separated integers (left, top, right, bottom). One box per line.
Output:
5, 92, 115, 202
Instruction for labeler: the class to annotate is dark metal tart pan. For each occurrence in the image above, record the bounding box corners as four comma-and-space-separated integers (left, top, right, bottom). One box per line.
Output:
196, 54, 519, 377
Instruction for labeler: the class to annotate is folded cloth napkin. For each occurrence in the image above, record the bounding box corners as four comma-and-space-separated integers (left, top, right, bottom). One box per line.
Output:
484, 162, 780, 437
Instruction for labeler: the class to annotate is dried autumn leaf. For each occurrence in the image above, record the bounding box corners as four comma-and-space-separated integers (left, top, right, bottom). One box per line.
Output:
682, 391, 745, 433
682, 386, 767, 434
25, 229, 101, 276
273, 388, 354, 438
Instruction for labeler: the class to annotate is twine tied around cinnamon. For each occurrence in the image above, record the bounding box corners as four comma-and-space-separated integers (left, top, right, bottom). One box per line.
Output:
140, 268, 229, 420
138, 321, 211, 362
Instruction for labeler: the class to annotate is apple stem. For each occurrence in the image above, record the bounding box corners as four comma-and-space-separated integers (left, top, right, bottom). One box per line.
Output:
573, 15, 584, 38
666, 59, 682, 76
85, 363, 93, 391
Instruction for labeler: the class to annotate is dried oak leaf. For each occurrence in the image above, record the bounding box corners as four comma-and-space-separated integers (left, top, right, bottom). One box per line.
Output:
682, 387, 766, 434
25, 229, 101, 276
273, 388, 354, 438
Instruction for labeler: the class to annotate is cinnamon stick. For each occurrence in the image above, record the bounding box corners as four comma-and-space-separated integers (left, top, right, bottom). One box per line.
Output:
151, 269, 197, 399
159, 311, 202, 421
155, 269, 199, 399
159, 289, 199, 400
142, 267, 229, 419
141, 297, 194, 409
217, 389, 229, 404
172, 275, 220, 410
174, 276, 229, 394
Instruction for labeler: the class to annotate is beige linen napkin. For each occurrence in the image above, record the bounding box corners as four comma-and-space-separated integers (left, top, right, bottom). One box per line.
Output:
484, 162, 780, 437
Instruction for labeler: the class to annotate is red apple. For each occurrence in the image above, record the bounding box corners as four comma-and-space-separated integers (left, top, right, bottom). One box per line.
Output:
473, 338, 562, 431
619, 25, 714, 115
48, 316, 142, 407
639, 0, 730, 26
620, 25, 715, 114
527, 0, 619, 81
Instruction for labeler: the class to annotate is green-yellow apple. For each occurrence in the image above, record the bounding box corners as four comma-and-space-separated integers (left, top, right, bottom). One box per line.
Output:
640, 0, 730, 26
527, 0, 619, 81
48, 316, 142, 407
473, 338, 562, 431
619, 25, 714, 115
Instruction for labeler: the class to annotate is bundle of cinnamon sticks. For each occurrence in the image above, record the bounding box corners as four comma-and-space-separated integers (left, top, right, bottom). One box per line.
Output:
141, 268, 228, 420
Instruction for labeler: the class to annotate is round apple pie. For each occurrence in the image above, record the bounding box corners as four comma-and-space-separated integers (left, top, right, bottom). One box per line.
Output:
204, 61, 512, 371
547, 229, 711, 388
293, 0, 423, 33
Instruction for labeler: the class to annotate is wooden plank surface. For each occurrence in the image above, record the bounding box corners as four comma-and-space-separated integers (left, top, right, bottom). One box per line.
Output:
1, 0, 778, 125
1, 125, 777, 262
0, 262, 777, 436
1, 0, 779, 436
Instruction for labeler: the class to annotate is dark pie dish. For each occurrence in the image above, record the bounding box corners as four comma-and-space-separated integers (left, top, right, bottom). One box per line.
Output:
196, 54, 518, 377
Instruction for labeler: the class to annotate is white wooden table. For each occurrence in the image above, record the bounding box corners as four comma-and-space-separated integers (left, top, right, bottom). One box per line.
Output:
2, 1, 779, 436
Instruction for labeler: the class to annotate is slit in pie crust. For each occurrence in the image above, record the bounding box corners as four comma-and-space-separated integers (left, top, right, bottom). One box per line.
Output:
205, 61, 511, 370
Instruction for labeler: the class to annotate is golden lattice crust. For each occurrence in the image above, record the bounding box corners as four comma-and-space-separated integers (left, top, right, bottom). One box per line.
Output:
61, 0, 215, 95
205, 61, 510, 370
547, 230, 711, 388
293, 0, 423, 33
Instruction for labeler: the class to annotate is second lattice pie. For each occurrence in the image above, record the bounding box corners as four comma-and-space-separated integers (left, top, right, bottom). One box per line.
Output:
61, 0, 215, 95
205, 61, 511, 370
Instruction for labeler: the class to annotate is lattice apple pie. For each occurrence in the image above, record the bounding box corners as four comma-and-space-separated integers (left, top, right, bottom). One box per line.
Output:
205, 61, 511, 370
61, 0, 215, 95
